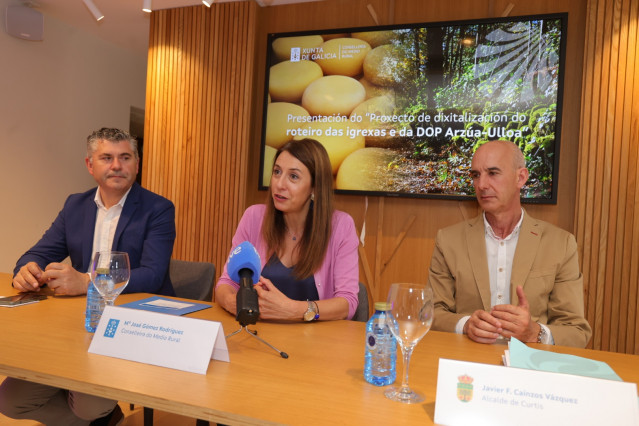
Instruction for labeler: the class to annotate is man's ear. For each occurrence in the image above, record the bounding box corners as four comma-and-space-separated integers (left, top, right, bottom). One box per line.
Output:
516, 167, 529, 189
85, 157, 93, 175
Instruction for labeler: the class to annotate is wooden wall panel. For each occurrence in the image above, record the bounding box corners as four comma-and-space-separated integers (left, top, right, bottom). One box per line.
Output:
576, 0, 639, 354
143, 2, 257, 282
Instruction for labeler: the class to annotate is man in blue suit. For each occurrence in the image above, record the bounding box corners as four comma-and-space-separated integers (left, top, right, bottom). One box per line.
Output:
12, 128, 175, 296
0, 128, 176, 425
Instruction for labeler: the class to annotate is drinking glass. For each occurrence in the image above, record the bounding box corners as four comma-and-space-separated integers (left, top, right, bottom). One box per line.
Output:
384, 283, 434, 404
90, 251, 130, 306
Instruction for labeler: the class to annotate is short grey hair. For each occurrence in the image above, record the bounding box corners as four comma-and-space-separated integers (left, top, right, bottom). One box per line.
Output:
86, 128, 138, 161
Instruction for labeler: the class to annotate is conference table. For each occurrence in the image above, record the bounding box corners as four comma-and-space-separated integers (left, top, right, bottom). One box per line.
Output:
1, 272, 638, 425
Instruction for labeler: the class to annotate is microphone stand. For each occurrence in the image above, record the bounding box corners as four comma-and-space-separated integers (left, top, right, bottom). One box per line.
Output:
226, 321, 289, 359
227, 271, 288, 358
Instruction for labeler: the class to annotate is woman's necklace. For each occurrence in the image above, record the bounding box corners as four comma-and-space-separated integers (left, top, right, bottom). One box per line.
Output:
286, 227, 299, 241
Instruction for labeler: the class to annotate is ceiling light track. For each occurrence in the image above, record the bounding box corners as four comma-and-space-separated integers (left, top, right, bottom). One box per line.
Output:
82, 0, 104, 21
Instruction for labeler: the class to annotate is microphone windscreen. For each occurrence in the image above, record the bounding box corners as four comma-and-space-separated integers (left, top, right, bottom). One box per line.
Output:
227, 241, 262, 284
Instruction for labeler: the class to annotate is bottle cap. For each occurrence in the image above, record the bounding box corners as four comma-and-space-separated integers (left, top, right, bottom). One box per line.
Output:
374, 302, 391, 311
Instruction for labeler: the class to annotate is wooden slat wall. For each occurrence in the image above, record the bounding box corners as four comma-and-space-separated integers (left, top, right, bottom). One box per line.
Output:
142, 2, 257, 279
576, 0, 639, 354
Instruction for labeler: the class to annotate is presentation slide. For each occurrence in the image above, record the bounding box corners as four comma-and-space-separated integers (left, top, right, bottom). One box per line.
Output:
260, 14, 566, 203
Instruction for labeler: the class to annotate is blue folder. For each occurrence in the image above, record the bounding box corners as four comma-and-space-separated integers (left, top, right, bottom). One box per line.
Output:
119, 296, 212, 316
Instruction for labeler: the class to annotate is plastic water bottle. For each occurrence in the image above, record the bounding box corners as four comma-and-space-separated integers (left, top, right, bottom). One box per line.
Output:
364, 302, 397, 386
85, 279, 106, 332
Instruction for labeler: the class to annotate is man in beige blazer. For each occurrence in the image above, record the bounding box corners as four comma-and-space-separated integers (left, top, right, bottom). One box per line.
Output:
429, 140, 591, 348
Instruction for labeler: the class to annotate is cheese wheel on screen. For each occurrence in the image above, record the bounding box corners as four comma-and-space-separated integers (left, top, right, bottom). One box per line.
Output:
314, 38, 371, 77
336, 148, 398, 191
265, 102, 311, 149
351, 30, 397, 48
349, 95, 398, 147
359, 77, 396, 100
350, 95, 395, 123
272, 35, 324, 62
262, 146, 277, 187
292, 120, 365, 174
363, 44, 402, 87
269, 60, 323, 103
322, 33, 349, 41
302, 75, 366, 116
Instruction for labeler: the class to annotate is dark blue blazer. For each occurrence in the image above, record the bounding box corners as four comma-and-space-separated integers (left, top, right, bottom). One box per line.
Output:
14, 183, 176, 296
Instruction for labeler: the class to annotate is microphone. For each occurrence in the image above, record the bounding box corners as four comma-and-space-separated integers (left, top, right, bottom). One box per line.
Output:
225, 241, 288, 358
227, 241, 261, 326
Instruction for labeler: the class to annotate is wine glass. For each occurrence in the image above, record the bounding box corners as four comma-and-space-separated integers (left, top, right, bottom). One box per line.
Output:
90, 251, 130, 306
385, 283, 434, 404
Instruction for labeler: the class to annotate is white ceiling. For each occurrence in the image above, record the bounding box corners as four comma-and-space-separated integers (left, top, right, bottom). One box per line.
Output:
20, 0, 320, 56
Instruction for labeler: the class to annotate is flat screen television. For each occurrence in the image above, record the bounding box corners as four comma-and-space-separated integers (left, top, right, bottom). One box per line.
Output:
258, 13, 567, 203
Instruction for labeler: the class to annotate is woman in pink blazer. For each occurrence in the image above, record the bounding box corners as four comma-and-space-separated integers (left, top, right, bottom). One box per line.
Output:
216, 139, 360, 321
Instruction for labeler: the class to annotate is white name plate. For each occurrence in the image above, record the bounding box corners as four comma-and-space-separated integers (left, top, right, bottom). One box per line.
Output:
88, 306, 229, 374
435, 358, 639, 426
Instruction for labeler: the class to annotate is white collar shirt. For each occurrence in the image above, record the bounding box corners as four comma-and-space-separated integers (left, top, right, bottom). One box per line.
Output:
483, 208, 524, 308
89, 187, 131, 272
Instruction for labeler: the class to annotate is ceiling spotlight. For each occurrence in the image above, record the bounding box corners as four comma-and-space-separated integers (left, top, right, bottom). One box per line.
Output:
82, 0, 104, 21
142, 0, 152, 13
202, 0, 213, 7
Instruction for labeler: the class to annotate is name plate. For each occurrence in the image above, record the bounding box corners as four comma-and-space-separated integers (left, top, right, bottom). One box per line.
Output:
435, 358, 639, 426
88, 306, 229, 374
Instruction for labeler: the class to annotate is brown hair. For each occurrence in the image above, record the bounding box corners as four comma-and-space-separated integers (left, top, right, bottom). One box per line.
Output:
262, 138, 334, 279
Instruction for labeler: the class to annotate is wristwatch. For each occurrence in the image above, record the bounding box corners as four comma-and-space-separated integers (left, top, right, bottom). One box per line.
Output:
536, 322, 547, 343
303, 300, 319, 321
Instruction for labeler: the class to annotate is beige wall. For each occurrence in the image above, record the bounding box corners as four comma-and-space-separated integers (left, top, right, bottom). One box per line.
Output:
0, 0, 147, 273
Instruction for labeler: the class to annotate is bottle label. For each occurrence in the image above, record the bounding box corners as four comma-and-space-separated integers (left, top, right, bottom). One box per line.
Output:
366, 332, 377, 350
